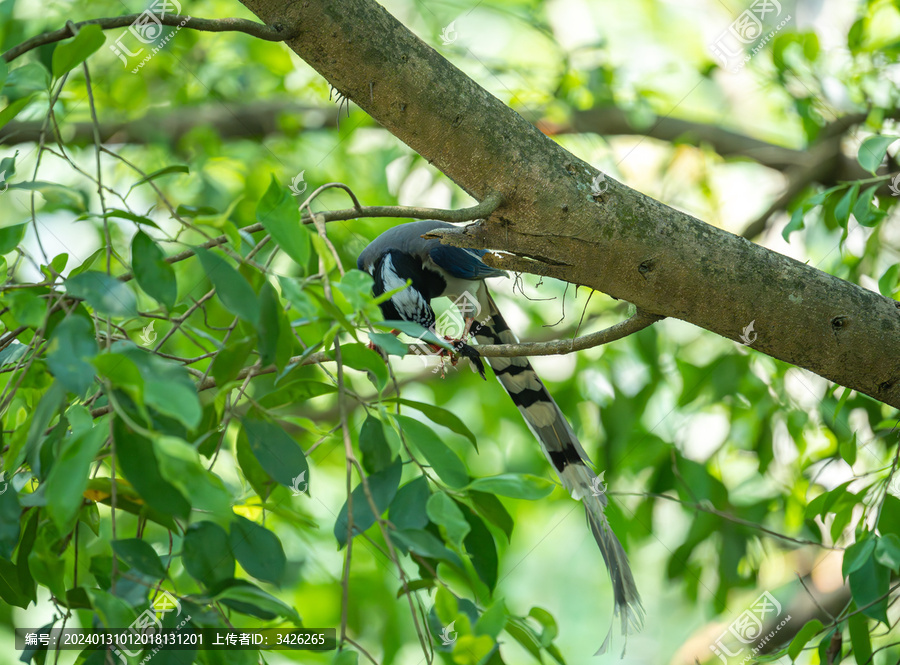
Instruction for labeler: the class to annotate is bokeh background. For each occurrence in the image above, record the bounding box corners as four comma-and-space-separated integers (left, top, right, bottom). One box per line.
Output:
1, 0, 899, 663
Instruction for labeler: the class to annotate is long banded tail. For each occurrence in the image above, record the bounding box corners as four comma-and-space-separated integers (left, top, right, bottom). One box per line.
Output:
472, 292, 644, 637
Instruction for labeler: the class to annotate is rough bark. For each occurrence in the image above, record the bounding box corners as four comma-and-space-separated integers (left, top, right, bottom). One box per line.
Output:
238, 0, 900, 409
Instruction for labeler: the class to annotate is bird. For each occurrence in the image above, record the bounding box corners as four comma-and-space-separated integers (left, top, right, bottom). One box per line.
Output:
357, 220, 644, 645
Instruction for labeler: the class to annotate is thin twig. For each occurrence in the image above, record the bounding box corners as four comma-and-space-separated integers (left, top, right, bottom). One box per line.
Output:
3, 14, 299, 63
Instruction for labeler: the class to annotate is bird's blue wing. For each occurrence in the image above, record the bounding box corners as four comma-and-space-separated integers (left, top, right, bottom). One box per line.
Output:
429, 245, 506, 280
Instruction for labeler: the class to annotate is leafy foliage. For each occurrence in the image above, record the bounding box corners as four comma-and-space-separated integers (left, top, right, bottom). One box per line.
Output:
0, 0, 898, 664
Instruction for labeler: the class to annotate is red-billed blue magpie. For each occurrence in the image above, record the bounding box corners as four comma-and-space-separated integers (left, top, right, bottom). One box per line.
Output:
357, 220, 643, 643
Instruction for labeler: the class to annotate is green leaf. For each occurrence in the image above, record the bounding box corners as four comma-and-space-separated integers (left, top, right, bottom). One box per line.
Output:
332, 650, 359, 665
367, 332, 408, 357
528, 606, 558, 646
240, 418, 309, 489
833, 183, 858, 228
392, 528, 464, 570
336, 270, 375, 311
878, 264, 900, 297
213, 580, 299, 622
0, 95, 33, 130
92, 353, 144, 405
782, 205, 806, 241
468, 491, 514, 542
229, 516, 287, 585
0, 477, 20, 559
467, 474, 554, 500
153, 436, 232, 519
132, 231, 177, 309
852, 184, 884, 227
878, 495, 900, 538
838, 431, 856, 466
787, 618, 823, 661
183, 521, 235, 586
7, 290, 46, 328
359, 415, 395, 474
874, 533, 900, 571
65, 271, 138, 317
51, 24, 105, 77
336, 343, 388, 390
426, 493, 471, 548
434, 586, 459, 625
388, 476, 431, 531
130, 165, 190, 190
843, 535, 875, 577
505, 617, 543, 661
394, 399, 478, 450
211, 337, 254, 387
257, 379, 336, 409
858, 135, 900, 173
0, 222, 27, 254
848, 609, 872, 665
395, 415, 468, 488
112, 539, 166, 579
849, 552, 890, 624
462, 509, 498, 590
194, 248, 259, 325
257, 281, 283, 367
256, 175, 310, 266
335, 458, 403, 548
45, 424, 106, 532
476, 600, 507, 639
113, 418, 191, 519
46, 316, 97, 396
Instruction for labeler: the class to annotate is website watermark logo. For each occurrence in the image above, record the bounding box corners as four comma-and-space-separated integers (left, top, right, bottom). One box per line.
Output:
0, 471, 8, 495
710, 591, 791, 663
888, 173, 900, 197
139, 320, 157, 346
439, 620, 457, 646
108, 1, 191, 74
590, 173, 609, 198
440, 22, 457, 45
291, 471, 308, 496
410, 291, 487, 373
590, 471, 607, 497
289, 171, 307, 197
109, 590, 191, 662
710, 0, 792, 73
739, 320, 757, 346
0, 170, 8, 194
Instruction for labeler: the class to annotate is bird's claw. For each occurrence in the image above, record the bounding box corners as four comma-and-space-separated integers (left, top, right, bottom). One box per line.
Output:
440, 337, 486, 380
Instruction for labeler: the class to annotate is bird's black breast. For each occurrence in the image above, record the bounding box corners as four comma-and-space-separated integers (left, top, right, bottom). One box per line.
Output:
372, 249, 447, 328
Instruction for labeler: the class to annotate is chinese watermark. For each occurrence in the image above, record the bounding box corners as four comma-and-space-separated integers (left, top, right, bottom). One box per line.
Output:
0, 170, 8, 194
109, 1, 191, 74
0, 471, 7, 495
710, 591, 791, 664
108, 590, 191, 663
710, 0, 792, 73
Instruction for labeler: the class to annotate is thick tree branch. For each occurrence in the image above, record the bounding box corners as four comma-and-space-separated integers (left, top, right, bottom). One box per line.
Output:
237, 0, 900, 408
2, 14, 298, 63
